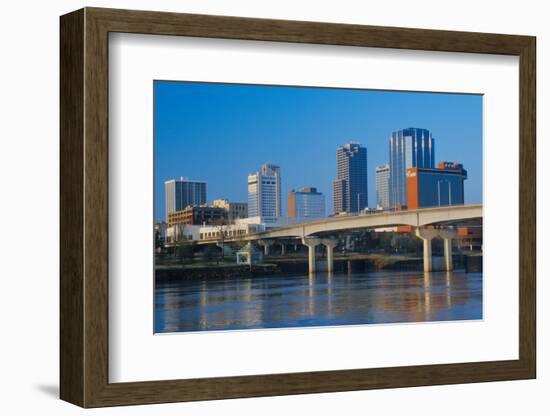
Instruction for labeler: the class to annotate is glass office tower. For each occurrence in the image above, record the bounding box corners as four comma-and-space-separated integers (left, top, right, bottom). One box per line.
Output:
389, 128, 434, 207
332, 143, 368, 214
164, 177, 207, 220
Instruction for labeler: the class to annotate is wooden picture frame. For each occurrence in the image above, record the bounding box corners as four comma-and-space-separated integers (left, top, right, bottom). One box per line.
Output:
60, 7, 536, 408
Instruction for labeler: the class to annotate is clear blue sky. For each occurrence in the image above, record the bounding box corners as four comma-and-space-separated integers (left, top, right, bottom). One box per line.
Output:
154, 81, 482, 221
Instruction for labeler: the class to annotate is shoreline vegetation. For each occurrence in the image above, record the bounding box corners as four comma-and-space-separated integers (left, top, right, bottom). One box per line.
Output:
155, 252, 483, 284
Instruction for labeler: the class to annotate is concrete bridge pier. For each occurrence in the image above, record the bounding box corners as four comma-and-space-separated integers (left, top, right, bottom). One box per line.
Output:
321, 238, 338, 273
439, 228, 457, 272
415, 228, 439, 272
280, 242, 286, 256
415, 227, 457, 272
258, 239, 274, 256
302, 237, 321, 274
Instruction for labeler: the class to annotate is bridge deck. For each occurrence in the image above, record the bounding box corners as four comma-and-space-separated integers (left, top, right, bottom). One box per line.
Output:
195, 204, 482, 244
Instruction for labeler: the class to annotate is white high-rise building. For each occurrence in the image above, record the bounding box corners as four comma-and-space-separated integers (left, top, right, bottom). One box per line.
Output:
247, 163, 282, 217
375, 164, 390, 209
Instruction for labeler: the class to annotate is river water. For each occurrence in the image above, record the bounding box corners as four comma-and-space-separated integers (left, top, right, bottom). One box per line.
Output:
154, 270, 482, 333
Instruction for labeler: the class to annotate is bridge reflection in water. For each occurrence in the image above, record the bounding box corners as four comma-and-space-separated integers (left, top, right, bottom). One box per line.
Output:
154, 271, 482, 333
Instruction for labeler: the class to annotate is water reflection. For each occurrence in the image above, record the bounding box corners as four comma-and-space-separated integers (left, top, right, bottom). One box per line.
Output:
155, 271, 482, 333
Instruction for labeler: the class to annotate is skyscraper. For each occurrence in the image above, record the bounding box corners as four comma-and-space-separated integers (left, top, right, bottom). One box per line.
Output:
247, 163, 282, 217
389, 128, 434, 207
332, 143, 368, 214
287, 188, 326, 219
375, 164, 390, 209
164, 177, 207, 220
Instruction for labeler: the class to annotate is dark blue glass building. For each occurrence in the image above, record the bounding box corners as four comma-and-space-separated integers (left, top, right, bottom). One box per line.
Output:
164, 177, 207, 220
407, 162, 467, 208
332, 143, 368, 214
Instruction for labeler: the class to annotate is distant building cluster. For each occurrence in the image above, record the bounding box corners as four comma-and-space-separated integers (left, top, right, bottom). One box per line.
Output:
380, 128, 466, 210
161, 162, 326, 244
157, 127, 469, 244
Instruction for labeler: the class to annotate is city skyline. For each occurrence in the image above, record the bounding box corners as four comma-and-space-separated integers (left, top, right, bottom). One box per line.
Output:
154, 81, 482, 221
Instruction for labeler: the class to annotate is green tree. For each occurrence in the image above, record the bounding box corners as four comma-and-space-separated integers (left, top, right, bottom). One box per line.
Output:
203, 245, 220, 265
211, 218, 229, 259
177, 240, 195, 265
390, 234, 401, 252
405, 234, 421, 253
154, 229, 161, 249
378, 233, 393, 251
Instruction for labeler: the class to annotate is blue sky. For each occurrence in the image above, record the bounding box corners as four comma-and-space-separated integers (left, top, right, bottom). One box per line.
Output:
154, 81, 482, 221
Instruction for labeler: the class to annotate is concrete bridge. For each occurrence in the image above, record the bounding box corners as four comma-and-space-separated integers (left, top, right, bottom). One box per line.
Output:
256, 204, 481, 239
205, 205, 483, 274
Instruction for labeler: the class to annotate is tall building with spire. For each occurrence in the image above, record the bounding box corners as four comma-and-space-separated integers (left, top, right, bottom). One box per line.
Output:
332, 143, 368, 214
389, 128, 434, 207
247, 163, 282, 217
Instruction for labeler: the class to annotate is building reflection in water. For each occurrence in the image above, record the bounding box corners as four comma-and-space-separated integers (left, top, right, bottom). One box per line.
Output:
445, 271, 452, 308
154, 270, 482, 333
424, 272, 432, 318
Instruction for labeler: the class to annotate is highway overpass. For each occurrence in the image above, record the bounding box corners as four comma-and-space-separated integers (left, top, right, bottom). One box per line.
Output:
254, 204, 482, 240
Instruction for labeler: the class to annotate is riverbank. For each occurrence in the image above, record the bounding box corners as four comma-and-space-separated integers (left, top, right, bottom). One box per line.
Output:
156, 252, 481, 283
156, 263, 279, 284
